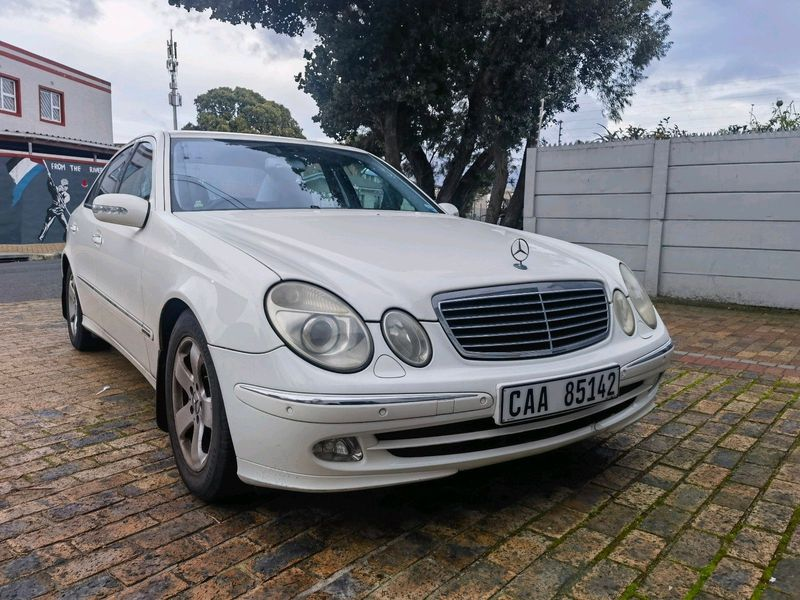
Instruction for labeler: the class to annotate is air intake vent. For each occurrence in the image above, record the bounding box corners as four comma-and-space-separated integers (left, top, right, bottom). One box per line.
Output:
434, 281, 609, 360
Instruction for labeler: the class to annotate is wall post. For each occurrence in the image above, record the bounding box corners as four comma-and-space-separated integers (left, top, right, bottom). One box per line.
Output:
644, 139, 670, 295
522, 147, 538, 233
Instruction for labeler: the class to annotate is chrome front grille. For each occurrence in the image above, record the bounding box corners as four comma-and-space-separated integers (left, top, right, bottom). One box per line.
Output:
433, 281, 609, 359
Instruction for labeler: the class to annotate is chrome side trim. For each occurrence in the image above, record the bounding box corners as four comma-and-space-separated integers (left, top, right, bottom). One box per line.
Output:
623, 340, 674, 370
238, 385, 489, 406
93, 204, 129, 216
77, 275, 153, 339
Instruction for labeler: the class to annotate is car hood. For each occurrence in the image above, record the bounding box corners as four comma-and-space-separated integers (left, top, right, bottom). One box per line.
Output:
176, 210, 613, 320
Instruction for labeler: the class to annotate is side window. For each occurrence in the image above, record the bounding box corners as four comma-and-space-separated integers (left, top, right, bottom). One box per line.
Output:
118, 142, 153, 200
84, 146, 133, 209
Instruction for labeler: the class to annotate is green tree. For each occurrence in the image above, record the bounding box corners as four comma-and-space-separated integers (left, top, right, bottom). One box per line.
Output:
169, 1, 670, 227
183, 86, 305, 138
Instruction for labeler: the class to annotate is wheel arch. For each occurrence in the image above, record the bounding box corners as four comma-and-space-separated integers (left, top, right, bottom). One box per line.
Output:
155, 297, 192, 431
60, 255, 71, 320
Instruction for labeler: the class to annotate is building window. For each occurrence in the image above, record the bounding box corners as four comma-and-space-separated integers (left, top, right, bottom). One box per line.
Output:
39, 87, 64, 125
0, 74, 21, 116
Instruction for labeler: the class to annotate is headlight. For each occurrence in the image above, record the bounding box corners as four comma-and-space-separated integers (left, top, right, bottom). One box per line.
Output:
619, 263, 657, 328
265, 282, 373, 372
381, 310, 432, 367
613, 289, 635, 336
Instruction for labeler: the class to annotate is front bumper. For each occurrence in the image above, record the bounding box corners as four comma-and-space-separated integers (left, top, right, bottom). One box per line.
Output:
210, 318, 673, 491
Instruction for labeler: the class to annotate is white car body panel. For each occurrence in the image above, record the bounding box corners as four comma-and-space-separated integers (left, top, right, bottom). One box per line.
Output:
63, 130, 673, 492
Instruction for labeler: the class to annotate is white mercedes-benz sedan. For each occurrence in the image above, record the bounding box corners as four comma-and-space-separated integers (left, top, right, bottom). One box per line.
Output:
62, 131, 673, 500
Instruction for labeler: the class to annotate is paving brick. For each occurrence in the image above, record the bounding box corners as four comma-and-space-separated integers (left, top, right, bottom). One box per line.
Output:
764, 479, 800, 507
429, 558, 513, 600
640, 559, 698, 599
495, 557, 576, 600
616, 482, 665, 509
665, 483, 712, 512
176, 567, 255, 600
609, 529, 666, 571
368, 556, 453, 599
693, 504, 744, 536
550, 529, 612, 567
768, 556, 800, 597
529, 506, 585, 538
713, 482, 760, 511
703, 557, 763, 599
640, 505, 692, 538
747, 501, 795, 534
686, 463, 731, 489
486, 529, 549, 574
173, 537, 260, 583
669, 528, 721, 569
570, 559, 638, 600
728, 527, 781, 567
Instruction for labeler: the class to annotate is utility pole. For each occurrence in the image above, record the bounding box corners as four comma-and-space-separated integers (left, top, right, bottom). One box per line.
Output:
557, 120, 563, 145
166, 30, 181, 130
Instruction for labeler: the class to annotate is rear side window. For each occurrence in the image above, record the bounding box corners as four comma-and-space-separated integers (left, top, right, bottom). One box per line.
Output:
84, 146, 133, 209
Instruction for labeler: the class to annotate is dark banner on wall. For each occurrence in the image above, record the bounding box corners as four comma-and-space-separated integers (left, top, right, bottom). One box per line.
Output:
0, 154, 105, 244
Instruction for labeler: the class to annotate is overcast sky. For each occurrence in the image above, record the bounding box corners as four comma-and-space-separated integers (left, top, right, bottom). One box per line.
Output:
1, 0, 798, 146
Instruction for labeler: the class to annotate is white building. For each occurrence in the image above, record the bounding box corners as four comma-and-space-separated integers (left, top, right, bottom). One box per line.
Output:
0, 40, 112, 144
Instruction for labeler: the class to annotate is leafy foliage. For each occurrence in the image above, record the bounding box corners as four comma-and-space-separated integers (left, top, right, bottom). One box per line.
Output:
718, 100, 800, 135
183, 86, 305, 138
594, 100, 800, 142
596, 117, 687, 141
169, 1, 671, 227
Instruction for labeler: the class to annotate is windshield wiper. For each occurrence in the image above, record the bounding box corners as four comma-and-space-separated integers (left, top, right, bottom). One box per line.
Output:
173, 174, 248, 209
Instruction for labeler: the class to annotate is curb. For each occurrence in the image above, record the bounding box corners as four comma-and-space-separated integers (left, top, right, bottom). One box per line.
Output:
0, 252, 62, 262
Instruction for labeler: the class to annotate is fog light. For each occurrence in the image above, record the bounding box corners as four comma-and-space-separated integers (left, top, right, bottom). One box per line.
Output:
312, 437, 363, 462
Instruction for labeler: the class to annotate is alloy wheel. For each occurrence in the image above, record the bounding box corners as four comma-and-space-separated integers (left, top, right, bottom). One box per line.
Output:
171, 336, 214, 471
67, 274, 79, 337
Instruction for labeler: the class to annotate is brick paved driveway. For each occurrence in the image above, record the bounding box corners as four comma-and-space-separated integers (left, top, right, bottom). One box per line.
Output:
0, 299, 798, 599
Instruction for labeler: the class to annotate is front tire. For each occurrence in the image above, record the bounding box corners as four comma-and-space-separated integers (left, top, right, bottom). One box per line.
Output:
65, 267, 107, 351
165, 310, 241, 501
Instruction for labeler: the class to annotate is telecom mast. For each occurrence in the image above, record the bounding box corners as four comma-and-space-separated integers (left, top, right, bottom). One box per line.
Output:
166, 30, 181, 130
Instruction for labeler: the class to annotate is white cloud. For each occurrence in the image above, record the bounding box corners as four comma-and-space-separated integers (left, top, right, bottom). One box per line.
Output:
542, 0, 800, 143
1, 0, 325, 142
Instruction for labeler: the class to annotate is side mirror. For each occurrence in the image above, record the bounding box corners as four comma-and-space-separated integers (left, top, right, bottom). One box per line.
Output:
438, 202, 460, 216
92, 193, 149, 228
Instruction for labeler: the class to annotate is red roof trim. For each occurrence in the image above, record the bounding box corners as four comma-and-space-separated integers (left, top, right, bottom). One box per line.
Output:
0, 41, 110, 86
0, 50, 111, 94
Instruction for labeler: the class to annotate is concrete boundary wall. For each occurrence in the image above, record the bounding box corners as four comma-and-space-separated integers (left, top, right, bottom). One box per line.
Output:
523, 131, 800, 309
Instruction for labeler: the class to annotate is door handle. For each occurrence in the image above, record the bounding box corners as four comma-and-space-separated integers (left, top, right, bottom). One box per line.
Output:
91, 232, 103, 247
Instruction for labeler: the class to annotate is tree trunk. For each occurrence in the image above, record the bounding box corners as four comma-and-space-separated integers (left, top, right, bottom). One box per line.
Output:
404, 144, 436, 198
435, 64, 497, 205
501, 129, 539, 229
448, 148, 493, 211
484, 145, 509, 224
382, 104, 402, 168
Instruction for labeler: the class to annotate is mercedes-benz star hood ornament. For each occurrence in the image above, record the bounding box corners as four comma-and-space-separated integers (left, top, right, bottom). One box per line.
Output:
511, 238, 530, 270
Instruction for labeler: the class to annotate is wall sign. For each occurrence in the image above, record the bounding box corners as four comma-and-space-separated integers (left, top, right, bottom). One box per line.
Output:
0, 154, 105, 244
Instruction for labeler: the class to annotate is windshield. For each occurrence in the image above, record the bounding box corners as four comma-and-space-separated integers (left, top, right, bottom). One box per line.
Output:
170, 137, 440, 213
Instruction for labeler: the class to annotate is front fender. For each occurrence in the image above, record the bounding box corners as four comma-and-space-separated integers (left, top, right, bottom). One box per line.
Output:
143, 213, 284, 354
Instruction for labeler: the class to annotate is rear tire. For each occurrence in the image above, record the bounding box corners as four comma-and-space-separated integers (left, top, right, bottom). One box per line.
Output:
65, 267, 107, 351
165, 310, 242, 501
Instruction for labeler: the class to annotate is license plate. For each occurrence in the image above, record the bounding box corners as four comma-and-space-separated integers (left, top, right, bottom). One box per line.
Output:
499, 366, 620, 425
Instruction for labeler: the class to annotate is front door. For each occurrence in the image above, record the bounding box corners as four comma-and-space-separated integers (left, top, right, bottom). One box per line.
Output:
87, 140, 155, 372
